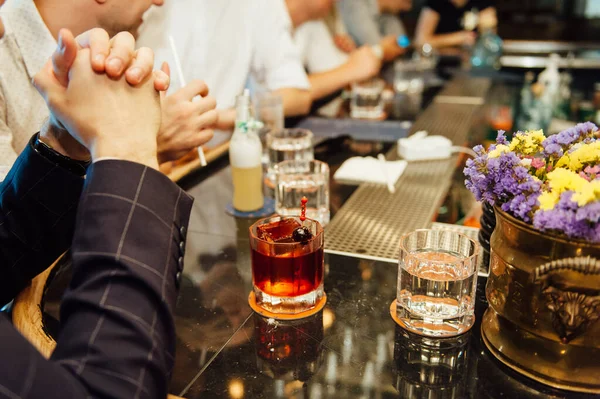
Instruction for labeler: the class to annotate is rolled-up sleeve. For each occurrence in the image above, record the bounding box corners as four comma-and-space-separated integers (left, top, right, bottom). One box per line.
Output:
251, 0, 310, 91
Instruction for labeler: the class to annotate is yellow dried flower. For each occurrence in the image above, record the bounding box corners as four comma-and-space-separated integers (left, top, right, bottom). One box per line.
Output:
538, 168, 588, 210
509, 130, 545, 155
488, 144, 510, 159
538, 192, 559, 211
572, 179, 600, 206
556, 141, 600, 171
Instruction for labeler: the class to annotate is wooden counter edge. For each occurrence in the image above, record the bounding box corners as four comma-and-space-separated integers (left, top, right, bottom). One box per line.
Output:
166, 141, 230, 182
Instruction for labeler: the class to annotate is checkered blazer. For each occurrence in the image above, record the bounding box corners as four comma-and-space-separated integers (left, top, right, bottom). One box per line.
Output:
0, 139, 193, 399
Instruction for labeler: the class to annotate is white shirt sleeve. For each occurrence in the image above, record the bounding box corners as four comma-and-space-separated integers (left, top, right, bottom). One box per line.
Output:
294, 20, 349, 74
250, 0, 310, 91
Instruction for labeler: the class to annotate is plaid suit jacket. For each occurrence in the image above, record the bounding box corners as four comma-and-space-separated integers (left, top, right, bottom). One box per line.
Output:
0, 139, 193, 399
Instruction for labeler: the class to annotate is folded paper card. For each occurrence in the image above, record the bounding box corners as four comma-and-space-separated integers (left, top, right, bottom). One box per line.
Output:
333, 157, 408, 186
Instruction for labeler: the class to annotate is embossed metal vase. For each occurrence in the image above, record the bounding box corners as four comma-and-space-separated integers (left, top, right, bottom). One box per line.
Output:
482, 208, 600, 394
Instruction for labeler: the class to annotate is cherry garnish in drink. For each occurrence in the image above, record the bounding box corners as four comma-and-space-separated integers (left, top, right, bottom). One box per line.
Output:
293, 196, 313, 244
292, 226, 312, 243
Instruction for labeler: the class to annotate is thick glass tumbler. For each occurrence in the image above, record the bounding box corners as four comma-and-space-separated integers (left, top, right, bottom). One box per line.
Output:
266, 128, 314, 184
249, 216, 324, 314
350, 78, 385, 120
396, 229, 479, 337
275, 160, 330, 226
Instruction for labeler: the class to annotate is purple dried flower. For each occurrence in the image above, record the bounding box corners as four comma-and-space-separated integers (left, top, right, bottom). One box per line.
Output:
464, 150, 540, 221
576, 201, 600, 224
541, 122, 598, 158
496, 130, 508, 145
533, 192, 600, 243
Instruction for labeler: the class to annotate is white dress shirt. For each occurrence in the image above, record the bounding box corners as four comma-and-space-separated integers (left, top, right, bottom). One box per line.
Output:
293, 19, 348, 74
137, 0, 310, 112
0, 0, 56, 179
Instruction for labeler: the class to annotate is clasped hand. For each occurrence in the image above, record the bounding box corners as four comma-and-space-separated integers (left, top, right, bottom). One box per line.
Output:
33, 28, 218, 170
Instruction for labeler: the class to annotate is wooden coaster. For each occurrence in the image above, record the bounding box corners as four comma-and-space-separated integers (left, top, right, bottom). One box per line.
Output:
248, 291, 327, 320
389, 300, 474, 337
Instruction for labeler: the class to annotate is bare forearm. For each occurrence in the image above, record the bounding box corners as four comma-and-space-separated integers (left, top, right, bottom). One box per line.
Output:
420, 32, 468, 49
276, 88, 312, 116
308, 65, 356, 101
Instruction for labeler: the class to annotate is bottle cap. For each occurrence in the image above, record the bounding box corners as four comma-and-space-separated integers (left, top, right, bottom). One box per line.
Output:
397, 35, 410, 49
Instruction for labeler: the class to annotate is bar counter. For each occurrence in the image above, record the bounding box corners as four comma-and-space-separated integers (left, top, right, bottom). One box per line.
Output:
38, 71, 598, 398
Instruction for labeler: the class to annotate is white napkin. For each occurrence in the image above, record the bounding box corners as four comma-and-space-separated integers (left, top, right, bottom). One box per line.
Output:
333, 156, 407, 186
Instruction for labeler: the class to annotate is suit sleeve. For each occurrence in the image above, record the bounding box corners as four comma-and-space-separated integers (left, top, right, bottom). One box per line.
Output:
0, 160, 193, 399
0, 137, 84, 306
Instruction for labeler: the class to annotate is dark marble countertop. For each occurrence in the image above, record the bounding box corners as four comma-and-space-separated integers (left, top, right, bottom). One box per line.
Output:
40, 79, 598, 398
40, 136, 596, 399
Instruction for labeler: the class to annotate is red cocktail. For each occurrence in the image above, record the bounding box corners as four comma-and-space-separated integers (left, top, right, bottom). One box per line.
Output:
249, 215, 324, 314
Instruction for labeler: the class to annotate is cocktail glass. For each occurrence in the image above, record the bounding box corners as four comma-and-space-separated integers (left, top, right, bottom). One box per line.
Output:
249, 215, 324, 314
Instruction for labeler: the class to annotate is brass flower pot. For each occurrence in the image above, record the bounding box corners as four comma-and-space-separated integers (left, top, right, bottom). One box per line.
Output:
482, 207, 600, 394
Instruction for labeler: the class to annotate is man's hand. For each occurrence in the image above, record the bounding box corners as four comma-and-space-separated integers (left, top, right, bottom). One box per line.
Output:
39, 29, 170, 162
158, 75, 218, 163
459, 31, 477, 46
345, 46, 382, 82
33, 29, 163, 170
333, 34, 357, 54
380, 35, 407, 62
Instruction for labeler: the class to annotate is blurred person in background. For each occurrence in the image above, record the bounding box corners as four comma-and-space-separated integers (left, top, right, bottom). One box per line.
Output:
414, 0, 497, 48
0, 0, 217, 179
138, 0, 312, 138
285, 0, 382, 102
324, 2, 357, 53
338, 0, 412, 60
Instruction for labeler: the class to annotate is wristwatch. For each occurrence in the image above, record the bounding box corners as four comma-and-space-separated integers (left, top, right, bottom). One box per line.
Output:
30, 133, 91, 176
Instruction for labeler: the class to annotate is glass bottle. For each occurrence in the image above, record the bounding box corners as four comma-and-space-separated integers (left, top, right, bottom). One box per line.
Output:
470, 28, 503, 70
230, 89, 264, 212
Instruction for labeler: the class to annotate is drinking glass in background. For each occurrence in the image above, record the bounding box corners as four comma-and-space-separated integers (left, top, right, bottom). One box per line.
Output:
396, 229, 479, 337
350, 78, 385, 119
267, 128, 314, 184
255, 92, 285, 169
393, 60, 425, 119
394, 60, 425, 95
249, 216, 325, 314
255, 91, 284, 131
275, 160, 330, 226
